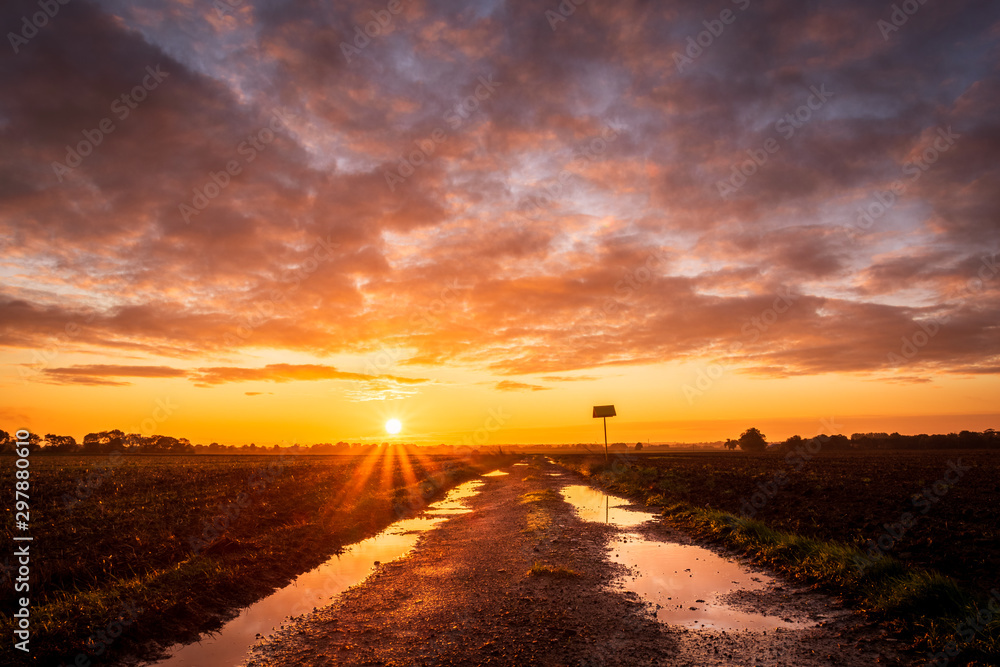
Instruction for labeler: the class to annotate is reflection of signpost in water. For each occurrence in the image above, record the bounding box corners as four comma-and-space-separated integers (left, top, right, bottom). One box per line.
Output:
592, 404, 616, 464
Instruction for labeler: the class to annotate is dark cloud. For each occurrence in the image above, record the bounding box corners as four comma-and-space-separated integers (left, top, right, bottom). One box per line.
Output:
0, 0, 997, 385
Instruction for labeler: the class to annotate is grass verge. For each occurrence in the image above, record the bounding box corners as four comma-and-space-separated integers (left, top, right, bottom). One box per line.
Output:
560, 458, 1000, 666
528, 562, 581, 579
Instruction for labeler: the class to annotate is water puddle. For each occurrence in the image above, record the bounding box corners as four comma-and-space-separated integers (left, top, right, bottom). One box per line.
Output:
482, 470, 508, 477
148, 479, 485, 666
561, 485, 653, 527
560, 484, 805, 632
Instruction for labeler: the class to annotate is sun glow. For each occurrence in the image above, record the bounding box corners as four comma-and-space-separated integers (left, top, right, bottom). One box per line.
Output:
385, 418, 402, 435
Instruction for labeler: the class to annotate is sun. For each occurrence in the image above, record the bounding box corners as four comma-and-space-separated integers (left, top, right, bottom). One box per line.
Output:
385, 418, 402, 435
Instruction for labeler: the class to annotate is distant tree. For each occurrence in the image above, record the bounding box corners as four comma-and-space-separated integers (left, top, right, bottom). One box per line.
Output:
737, 428, 768, 452
724, 438, 739, 451
635, 442, 643, 451
44, 434, 79, 452
771, 434, 803, 454
827, 434, 852, 450
83, 429, 125, 454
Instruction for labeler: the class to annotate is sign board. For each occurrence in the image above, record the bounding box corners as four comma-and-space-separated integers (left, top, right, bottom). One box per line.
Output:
592, 405, 616, 418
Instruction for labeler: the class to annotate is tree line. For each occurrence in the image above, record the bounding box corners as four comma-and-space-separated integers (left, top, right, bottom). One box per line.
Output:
2, 427, 997, 455
724, 427, 1000, 452
0, 429, 483, 455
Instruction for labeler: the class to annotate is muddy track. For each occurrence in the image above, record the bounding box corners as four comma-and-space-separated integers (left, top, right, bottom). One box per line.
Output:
244, 459, 916, 666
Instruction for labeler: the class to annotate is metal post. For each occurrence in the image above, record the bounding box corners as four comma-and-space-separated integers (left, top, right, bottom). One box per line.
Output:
603, 416, 608, 464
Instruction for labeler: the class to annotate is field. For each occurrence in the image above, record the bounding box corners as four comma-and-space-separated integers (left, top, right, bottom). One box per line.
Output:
552, 449, 1000, 663
555, 449, 1000, 590
0, 450, 516, 666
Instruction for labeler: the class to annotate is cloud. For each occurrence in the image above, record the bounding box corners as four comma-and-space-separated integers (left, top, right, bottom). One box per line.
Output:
495, 380, 550, 392
0, 0, 998, 387
539, 375, 600, 382
188, 364, 430, 387
31, 362, 429, 392
38, 365, 188, 386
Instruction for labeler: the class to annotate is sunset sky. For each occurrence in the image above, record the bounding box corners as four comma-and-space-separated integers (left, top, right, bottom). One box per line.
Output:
1, 0, 998, 446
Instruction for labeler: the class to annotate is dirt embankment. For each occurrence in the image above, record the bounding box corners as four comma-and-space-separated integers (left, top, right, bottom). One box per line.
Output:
245, 459, 915, 666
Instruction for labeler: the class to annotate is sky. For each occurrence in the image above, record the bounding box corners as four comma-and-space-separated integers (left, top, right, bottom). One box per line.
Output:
1, 0, 998, 446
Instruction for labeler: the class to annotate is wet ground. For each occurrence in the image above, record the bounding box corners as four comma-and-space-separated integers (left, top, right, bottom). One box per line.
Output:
156, 458, 916, 665
145, 481, 486, 666
559, 483, 808, 631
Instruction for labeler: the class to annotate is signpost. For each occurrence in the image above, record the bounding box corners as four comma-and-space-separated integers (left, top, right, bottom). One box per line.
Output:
592, 405, 616, 464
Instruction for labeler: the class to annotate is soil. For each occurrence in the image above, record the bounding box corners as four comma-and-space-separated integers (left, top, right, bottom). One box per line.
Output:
557, 450, 1000, 593
243, 459, 919, 666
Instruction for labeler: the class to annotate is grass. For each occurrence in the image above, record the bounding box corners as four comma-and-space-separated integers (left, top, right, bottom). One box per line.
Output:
558, 455, 1000, 665
528, 562, 581, 579
519, 489, 560, 533
518, 489, 560, 504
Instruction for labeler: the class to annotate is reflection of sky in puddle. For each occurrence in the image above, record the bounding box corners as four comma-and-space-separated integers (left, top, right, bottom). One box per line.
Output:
561, 484, 805, 632
612, 534, 803, 631
482, 470, 509, 477
149, 480, 484, 666
561, 484, 653, 527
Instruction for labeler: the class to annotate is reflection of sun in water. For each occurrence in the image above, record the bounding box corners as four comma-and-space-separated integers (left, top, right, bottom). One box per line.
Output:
385, 418, 402, 435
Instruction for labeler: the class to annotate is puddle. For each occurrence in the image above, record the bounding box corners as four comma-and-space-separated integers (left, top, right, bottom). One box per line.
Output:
561, 484, 805, 632
513, 463, 529, 467
482, 470, 508, 477
561, 485, 653, 527
147, 479, 485, 666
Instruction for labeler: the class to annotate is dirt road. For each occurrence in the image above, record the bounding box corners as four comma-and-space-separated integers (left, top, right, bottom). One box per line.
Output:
244, 459, 912, 666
